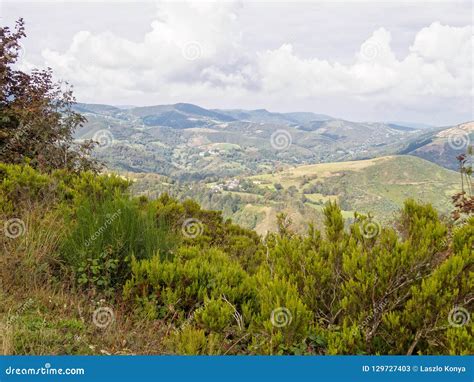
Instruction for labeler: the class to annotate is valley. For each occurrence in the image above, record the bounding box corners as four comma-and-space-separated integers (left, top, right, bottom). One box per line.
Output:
73, 103, 472, 234
130, 155, 461, 234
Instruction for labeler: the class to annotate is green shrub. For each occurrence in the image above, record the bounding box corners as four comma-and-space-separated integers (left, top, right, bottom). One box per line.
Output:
1, 164, 472, 355
0, 163, 130, 215
61, 195, 178, 294
123, 247, 257, 320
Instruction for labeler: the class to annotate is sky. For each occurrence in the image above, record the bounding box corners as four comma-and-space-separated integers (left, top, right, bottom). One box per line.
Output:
2, 0, 473, 126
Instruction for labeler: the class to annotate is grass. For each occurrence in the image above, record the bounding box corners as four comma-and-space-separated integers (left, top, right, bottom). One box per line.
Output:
61, 196, 178, 274
0, 286, 170, 355
0, 197, 176, 355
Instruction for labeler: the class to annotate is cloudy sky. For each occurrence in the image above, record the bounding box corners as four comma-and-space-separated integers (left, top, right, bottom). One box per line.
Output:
2, 0, 473, 125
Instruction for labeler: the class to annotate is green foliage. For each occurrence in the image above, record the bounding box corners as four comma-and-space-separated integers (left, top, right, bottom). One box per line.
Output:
323, 201, 345, 242
61, 195, 177, 291
1, 163, 472, 355
0, 162, 129, 214
123, 247, 257, 321
166, 327, 223, 355
76, 247, 119, 298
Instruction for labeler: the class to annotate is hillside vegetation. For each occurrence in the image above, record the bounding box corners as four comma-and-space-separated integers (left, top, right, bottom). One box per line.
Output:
131, 155, 461, 234
1, 163, 473, 355
1, 20, 472, 356
245, 155, 460, 232
73, 102, 427, 180
405, 122, 474, 171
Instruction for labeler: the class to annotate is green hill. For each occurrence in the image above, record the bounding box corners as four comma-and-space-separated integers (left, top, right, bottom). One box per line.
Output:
182, 155, 461, 234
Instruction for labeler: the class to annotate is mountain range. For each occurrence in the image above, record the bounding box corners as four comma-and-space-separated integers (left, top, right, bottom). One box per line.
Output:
72, 102, 472, 233
74, 102, 472, 179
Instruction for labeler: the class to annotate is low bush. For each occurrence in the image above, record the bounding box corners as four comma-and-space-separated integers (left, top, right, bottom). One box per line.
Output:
1, 163, 472, 355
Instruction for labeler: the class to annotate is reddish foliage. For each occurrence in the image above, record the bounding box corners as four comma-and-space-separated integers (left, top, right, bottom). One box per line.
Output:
1, 19, 98, 172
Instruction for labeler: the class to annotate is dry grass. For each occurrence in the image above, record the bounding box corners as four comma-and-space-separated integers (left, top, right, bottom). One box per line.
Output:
0, 285, 170, 355
1, 207, 65, 291
1, 205, 171, 355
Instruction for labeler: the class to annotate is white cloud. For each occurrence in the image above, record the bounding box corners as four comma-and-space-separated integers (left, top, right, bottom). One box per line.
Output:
257, 23, 472, 100
18, 1, 473, 124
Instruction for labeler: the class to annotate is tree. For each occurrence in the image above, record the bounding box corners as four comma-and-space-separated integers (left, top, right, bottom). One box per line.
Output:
0, 19, 98, 172
452, 148, 474, 221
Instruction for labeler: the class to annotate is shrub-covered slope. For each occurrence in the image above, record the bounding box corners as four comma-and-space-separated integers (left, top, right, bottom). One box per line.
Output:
1, 163, 472, 355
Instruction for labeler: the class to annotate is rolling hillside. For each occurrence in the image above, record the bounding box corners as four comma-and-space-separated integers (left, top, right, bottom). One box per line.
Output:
130, 155, 462, 235
399, 122, 474, 170
73, 102, 470, 234
239, 155, 460, 233
73, 102, 429, 179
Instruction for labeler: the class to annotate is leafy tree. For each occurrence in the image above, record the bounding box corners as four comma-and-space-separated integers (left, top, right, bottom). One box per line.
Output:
0, 19, 97, 172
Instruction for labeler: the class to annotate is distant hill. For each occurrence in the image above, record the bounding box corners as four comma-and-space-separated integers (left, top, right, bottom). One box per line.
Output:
73, 102, 429, 179
214, 108, 333, 125
388, 121, 436, 130
130, 155, 461, 235
398, 122, 474, 170
73, 103, 121, 116
130, 103, 236, 127
235, 155, 460, 233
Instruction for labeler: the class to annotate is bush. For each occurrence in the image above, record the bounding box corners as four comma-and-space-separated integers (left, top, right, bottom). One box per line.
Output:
1, 163, 472, 355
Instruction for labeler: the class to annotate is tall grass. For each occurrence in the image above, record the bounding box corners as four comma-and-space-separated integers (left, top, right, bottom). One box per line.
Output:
60, 195, 179, 287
